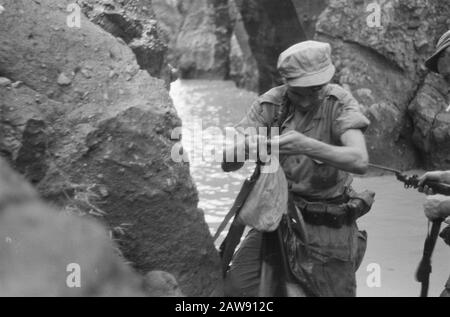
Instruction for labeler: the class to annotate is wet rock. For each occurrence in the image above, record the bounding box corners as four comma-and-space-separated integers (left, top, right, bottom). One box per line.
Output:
0, 158, 146, 297
0, 0, 221, 296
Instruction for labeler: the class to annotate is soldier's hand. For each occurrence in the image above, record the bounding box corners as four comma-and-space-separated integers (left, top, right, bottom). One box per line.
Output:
270, 130, 310, 155
418, 171, 450, 195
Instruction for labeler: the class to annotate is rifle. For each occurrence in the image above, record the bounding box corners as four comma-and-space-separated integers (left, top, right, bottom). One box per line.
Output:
369, 163, 450, 297
416, 219, 443, 297
369, 164, 450, 196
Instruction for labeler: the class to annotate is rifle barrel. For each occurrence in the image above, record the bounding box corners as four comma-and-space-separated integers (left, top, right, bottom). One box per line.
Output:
369, 163, 401, 175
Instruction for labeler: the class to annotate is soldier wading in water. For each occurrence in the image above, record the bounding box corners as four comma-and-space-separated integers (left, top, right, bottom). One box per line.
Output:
222, 41, 375, 297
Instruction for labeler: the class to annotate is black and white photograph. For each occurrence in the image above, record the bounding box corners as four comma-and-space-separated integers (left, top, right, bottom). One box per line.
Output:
0, 0, 449, 301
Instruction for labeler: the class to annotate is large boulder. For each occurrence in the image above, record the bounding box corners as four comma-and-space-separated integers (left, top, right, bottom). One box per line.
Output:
173, 0, 233, 79
0, 158, 146, 296
315, 0, 450, 170
0, 0, 221, 296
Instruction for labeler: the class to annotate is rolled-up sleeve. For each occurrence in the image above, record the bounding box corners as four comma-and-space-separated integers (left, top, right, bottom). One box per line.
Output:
235, 100, 277, 131
332, 96, 370, 139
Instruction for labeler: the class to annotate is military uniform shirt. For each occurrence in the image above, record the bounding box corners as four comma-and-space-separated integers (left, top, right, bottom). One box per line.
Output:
236, 84, 370, 201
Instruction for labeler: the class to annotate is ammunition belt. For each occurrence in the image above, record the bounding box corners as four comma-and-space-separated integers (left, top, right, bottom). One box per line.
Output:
294, 198, 353, 229
293, 190, 375, 229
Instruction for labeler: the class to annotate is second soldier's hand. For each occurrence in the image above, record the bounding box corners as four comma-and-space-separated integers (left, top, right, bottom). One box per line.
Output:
418, 171, 450, 195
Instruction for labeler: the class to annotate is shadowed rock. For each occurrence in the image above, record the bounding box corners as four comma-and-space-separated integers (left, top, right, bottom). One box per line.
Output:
0, 158, 146, 296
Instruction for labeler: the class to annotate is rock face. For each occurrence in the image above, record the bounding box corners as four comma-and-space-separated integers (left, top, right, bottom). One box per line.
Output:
408, 73, 450, 169
79, 0, 171, 84
315, 0, 450, 170
0, 158, 146, 296
152, 0, 184, 68
173, 0, 233, 79
235, 0, 317, 93
0, 0, 221, 296
228, 0, 259, 92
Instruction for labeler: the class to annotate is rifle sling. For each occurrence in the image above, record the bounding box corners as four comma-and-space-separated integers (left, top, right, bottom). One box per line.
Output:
217, 165, 261, 276
417, 220, 443, 297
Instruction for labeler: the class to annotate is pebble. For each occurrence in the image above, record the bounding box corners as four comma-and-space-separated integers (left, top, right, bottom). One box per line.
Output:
0, 77, 12, 87
98, 186, 109, 198
11, 81, 23, 88
0, 5, 4, 15
81, 69, 92, 79
57, 73, 72, 86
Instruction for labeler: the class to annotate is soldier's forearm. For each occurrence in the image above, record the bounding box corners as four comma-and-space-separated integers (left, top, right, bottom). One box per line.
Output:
440, 171, 450, 185
298, 137, 369, 175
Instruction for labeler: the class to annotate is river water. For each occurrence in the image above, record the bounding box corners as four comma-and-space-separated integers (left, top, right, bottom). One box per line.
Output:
170, 79, 450, 297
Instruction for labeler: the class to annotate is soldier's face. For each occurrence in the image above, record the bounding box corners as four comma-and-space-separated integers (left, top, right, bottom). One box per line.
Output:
437, 47, 450, 84
287, 85, 325, 110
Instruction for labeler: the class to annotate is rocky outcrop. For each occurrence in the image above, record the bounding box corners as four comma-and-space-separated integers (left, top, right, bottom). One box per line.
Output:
235, 0, 320, 93
79, 0, 171, 84
173, 0, 233, 79
152, 0, 184, 68
0, 0, 221, 296
0, 158, 146, 296
408, 73, 450, 169
228, 0, 259, 92
315, 0, 450, 170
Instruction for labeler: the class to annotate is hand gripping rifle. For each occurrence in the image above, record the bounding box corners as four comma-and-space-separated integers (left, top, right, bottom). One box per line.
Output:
369, 164, 450, 196
369, 164, 450, 297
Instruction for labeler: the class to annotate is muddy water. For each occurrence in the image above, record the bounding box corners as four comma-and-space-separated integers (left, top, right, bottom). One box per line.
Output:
170, 79, 450, 297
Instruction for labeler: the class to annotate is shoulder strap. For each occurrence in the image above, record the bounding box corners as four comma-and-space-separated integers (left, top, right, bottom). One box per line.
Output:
217, 164, 262, 276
